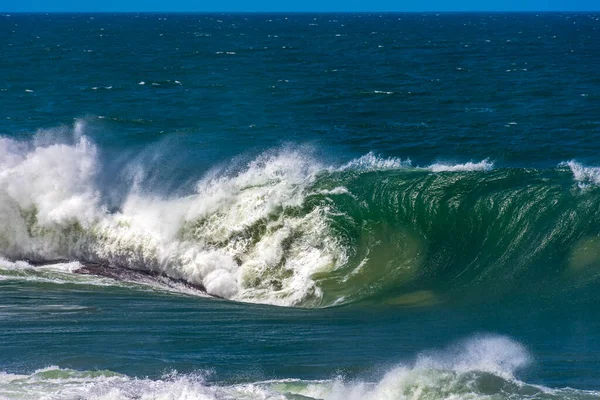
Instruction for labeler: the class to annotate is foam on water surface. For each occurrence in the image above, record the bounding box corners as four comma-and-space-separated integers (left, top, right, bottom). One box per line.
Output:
427, 159, 494, 172
560, 161, 600, 188
0, 336, 597, 400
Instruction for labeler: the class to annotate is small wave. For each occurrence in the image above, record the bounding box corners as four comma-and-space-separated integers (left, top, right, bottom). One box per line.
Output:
560, 160, 600, 188
338, 152, 494, 173
1, 336, 596, 399
338, 152, 412, 171
465, 107, 495, 113
428, 159, 494, 172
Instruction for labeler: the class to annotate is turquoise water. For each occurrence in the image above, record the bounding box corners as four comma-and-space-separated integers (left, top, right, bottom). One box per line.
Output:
1, 12, 600, 399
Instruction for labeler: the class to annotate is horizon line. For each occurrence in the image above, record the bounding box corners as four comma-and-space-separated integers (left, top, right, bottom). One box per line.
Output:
2, 10, 600, 13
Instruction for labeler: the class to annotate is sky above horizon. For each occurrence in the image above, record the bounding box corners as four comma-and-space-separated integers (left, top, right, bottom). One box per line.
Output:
2, 0, 599, 12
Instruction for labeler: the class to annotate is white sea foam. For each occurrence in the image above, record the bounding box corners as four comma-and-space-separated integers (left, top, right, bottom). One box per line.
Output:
338, 152, 412, 171
0, 123, 345, 306
428, 159, 494, 172
339, 152, 494, 173
1, 335, 594, 400
560, 160, 600, 188
310, 187, 353, 197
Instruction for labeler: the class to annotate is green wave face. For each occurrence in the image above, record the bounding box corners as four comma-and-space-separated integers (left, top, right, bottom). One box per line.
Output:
304, 167, 600, 307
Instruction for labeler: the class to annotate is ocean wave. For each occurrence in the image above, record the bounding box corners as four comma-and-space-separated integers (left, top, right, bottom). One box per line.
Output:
559, 160, 600, 188
337, 152, 494, 173
0, 335, 596, 400
1, 121, 600, 308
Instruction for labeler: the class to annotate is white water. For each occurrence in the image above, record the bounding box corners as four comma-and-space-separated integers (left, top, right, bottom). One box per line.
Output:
338, 152, 494, 173
0, 122, 499, 306
338, 152, 412, 171
0, 121, 511, 306
0, 123, 346, 306
0, 335, 595, 400
428, 159, 494, 172
560, 160, 600, 188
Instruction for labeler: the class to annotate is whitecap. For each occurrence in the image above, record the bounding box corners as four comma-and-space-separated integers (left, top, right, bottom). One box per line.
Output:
560, 160, 600, 188
338, 152, 411, 171
428, 159, 494, 172
1, 336, 595, 400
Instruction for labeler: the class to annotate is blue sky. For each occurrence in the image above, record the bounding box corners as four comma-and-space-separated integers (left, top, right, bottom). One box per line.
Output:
2, 0, 599, 12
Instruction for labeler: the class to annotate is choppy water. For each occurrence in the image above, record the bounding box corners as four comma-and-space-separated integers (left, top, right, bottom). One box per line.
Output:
1, 12, 600, 399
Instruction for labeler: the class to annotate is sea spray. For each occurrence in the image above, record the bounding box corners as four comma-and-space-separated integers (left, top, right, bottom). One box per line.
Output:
0, 125, 346, 305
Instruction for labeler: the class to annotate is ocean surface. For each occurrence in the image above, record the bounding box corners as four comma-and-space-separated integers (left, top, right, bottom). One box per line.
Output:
1, 12, 600, 399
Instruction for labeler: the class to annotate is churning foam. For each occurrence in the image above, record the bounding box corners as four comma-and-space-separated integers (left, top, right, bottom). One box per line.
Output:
428, 159, 494, 172
560, 160, 600, 188
0, 122, 498, 306
0, 124, 348, 306
338, 152, 412, 171
1, 335, 594, 400
338, 151, 493, 173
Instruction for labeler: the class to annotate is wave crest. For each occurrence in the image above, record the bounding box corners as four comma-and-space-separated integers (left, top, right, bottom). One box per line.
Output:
428, 159, 493, 172
560, 160, 600, 188
2, 336, 596, 400
338, 152, 412, 171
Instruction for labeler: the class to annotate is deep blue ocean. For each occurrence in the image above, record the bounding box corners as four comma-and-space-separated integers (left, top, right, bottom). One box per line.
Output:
1, 12, 600, 399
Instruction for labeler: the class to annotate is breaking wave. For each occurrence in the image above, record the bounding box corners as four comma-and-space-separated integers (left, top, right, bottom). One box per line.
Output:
0, 335, 597, 400
1, 121, 600, 307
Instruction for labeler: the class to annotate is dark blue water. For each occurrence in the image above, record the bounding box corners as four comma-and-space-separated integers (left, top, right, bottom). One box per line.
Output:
1, 13, 600, 399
